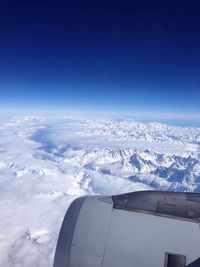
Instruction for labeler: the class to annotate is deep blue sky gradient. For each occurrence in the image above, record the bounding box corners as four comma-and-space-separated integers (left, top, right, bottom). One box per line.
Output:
0, 0, 200, 119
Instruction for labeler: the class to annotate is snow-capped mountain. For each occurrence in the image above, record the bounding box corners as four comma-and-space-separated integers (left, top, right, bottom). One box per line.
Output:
0, 115, 200, 266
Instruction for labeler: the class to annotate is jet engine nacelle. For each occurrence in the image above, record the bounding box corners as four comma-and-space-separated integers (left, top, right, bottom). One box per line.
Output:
54, 191, 200, 267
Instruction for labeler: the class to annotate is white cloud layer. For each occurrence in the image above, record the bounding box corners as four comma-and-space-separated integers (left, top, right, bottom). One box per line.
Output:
0, 115, 200, 266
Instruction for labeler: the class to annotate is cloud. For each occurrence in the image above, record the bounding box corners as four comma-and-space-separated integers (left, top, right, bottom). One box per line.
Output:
0, 115, 199, 266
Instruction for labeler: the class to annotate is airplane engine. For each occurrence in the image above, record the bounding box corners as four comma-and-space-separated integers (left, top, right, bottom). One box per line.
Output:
54, 191, 200, 267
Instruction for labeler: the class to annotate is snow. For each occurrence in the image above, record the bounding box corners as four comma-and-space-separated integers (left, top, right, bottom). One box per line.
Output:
0, 115, 200, 266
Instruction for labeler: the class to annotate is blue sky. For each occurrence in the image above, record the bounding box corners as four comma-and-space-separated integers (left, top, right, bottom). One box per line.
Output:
0, 0, 200, 123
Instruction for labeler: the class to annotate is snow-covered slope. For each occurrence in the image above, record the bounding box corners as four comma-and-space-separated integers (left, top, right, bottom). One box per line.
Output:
0, 115, 200, 266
